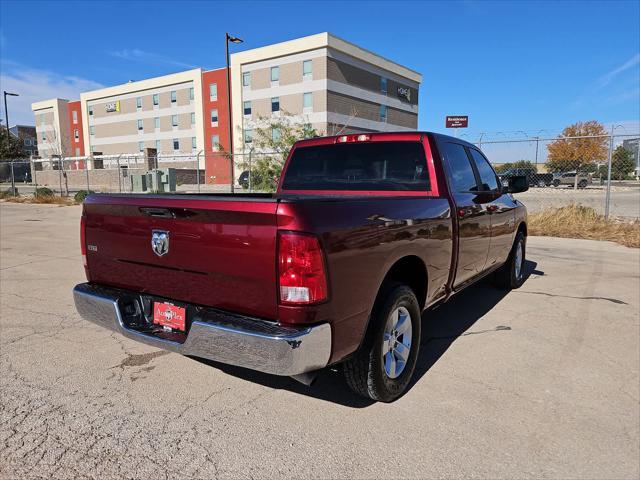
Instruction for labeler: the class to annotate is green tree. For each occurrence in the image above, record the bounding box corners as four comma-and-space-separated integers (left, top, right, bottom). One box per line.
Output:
0, 126, 27, 159
238, 114, 321, 192
611, 146, 635, 180
546, 120, 608, 173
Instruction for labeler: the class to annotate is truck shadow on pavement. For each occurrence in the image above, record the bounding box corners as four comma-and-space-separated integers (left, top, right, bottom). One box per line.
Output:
192, 260, 540, 408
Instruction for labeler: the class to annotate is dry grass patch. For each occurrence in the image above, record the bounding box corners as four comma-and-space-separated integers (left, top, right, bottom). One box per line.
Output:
1, 194, 75, 206
529, 204, 639, 248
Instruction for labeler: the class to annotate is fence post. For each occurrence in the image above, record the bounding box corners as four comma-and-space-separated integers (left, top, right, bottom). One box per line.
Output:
604, 128, 614, 219
32, 159, 38, 198
117, 154, 122, 193
197, 150, 202, 193
58, 159, 63, 197
10, 160, 16, 196
86, 157, 90, 192
248, 150, 253, 192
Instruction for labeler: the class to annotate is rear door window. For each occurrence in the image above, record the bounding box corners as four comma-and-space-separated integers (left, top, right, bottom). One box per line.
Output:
281, 141, 430, 191
442, 142, 478, 192
468, 148, 499, 191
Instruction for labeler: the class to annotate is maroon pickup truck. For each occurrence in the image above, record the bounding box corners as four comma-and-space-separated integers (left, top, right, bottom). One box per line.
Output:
74, 132, 528, 402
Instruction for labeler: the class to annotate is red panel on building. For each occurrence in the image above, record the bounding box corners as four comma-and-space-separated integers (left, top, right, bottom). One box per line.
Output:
67, 100, 85, 167
201, 68, 231, 184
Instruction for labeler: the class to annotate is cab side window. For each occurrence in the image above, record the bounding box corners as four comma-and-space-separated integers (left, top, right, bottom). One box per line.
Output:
442, 142, 478, 192
469, 148, 499, 191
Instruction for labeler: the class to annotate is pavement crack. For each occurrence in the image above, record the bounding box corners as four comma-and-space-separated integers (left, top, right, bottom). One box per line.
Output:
516, 290, 628, 305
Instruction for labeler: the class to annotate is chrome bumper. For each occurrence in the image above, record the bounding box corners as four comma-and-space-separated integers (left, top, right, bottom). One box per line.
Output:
73, 283, 331, 376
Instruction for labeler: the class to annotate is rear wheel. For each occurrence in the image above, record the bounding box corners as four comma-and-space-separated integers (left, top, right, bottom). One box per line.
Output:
553, 179, 561, 187
578, 179, 588, 188
343, 284, 421, 402
493, 231, 526, 289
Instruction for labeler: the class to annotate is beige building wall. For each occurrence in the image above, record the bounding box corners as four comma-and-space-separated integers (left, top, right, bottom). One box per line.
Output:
31, 99, 72, 157
230, 32, 422, 159
80, 69, 205, 167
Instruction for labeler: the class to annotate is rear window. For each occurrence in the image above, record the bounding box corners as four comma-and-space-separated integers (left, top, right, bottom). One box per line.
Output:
281, 141, 430, 191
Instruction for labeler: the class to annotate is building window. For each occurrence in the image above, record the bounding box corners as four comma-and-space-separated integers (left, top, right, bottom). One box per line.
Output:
137, 119, 144, 131
72, 111, 78, 124
243, 101, 251, 116
88, 106, 93, 116
380, 77, 388, 94
271, 97, 279, 113
272, 127, 281, 143
189, 87, 194, 101
244, 129, 253, 144
24, 139, 31, 146
211, 134, 219, 151
75, 147, 80, 156
242, 72, 251, 87
171, 115, 178, 127
192, 137, 197, 149
136, 97, 142, 109
74, 129, 79, 140
210, 109, 218, 126
303, 60, 312, 79
173, 139, 179, 151
209, 83, 217, 100
190, 112, 195, 125
153, 94, 159, 106
138, 141, 144, 152
379, 105, 387, 123
89, 126, 95, 136
271, 66, 279, 82
303, 92, 312, 110
155, 140, 161, 151
42, 132, 46, 141
170, 91, 177, 103
154, 117, 160, 129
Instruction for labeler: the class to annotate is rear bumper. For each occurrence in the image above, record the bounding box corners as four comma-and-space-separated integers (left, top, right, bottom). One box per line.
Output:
73, 283, 331, 376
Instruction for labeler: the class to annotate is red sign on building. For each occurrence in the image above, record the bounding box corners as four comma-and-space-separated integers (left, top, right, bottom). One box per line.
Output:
445, 116, 469, 128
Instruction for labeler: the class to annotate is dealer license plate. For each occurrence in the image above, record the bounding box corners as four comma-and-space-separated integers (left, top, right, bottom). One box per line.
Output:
153, 302, 186, 332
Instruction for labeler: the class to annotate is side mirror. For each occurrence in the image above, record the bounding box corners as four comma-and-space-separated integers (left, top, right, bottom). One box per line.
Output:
507, 175, 528, 193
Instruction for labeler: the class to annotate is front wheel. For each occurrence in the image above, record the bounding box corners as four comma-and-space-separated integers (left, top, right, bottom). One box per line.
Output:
343, 284, 421, 402
493, 231, 526, 289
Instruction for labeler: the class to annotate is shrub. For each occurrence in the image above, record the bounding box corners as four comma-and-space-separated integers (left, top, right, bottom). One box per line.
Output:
34, 187, 54, 198
0, 188, 18, 199
74, 190, 95, 203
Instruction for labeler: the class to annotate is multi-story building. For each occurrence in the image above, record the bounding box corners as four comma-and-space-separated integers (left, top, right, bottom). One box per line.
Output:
8, 125, 38, 157
31, 32, 421, 184
230, 32, 421, 153
32, 98, 72, 157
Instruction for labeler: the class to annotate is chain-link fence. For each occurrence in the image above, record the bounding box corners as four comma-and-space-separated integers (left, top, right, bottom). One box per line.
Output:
0, 150, 286, 198
1, 134, 638, 219
476, 133, 639, 219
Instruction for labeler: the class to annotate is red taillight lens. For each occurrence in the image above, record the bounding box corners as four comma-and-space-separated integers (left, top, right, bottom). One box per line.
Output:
80, 214, 87, 267
278, 232, 327, 305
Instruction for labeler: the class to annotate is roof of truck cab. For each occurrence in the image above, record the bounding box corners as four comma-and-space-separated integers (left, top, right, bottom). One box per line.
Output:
292, 131, 478, 149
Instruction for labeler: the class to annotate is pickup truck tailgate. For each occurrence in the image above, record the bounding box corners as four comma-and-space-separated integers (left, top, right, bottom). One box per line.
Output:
83, 195, 279, 319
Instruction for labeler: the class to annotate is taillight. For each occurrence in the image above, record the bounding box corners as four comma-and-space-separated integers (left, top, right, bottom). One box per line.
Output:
80, 214, 87, 267
278, 232, 327, 305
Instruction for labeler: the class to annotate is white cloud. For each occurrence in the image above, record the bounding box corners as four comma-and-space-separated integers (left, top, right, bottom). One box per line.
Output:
597, 54, 640, 88
0, 61, 105, 126
107, 49, 197, 70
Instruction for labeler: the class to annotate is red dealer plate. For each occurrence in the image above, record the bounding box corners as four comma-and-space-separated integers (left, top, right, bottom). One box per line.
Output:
153, 302, 186, 332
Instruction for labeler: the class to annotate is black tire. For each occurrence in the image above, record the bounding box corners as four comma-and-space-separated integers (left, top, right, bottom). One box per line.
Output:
578, 180, 588, 189
343, 284, 421, 402
553, 179, 560, 187
493, 231, 526, 290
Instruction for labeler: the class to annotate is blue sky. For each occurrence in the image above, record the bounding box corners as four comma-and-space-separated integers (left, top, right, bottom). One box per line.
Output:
1, 0, 638, 148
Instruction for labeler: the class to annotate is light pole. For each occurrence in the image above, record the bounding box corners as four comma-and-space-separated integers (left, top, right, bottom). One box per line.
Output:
4, 91, 19, 195
226, 33, 243, 193
3, 91, 19, 136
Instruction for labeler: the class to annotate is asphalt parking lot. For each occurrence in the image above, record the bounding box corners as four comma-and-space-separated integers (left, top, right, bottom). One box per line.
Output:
1, 202, 639, 479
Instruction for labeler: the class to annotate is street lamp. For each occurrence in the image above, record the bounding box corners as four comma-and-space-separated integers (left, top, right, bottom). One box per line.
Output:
226, 33, 243, 193
3, 91, 19, 136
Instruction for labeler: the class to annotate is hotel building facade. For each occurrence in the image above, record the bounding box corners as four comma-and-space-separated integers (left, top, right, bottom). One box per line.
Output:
32, 33, 421, 184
